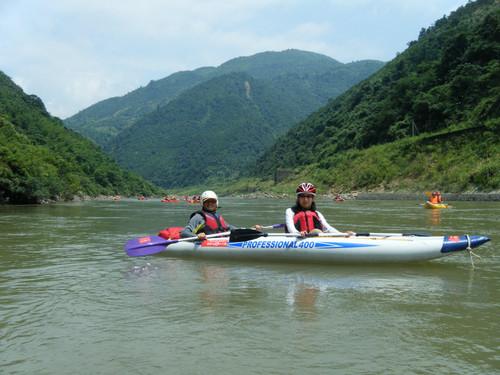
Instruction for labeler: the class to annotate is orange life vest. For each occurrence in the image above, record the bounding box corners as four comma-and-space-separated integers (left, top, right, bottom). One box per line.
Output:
430, 194, 442, 204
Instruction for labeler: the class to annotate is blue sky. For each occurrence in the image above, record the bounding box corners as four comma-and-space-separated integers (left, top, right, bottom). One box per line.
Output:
1, 0, 468, 118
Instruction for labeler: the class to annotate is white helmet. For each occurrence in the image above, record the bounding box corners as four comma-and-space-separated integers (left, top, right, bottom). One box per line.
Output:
201, 190, 218, 205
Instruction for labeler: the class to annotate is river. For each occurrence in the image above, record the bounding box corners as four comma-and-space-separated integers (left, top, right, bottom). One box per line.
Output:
1, 198, 498, 374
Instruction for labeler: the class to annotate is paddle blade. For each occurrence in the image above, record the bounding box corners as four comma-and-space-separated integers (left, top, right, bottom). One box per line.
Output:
270, 223, 285, 229
126, 244, 169, 257
124, 235, 175, 257
229, 228, 267, 242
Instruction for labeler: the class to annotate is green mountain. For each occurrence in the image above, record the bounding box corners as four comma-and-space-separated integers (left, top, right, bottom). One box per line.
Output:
65, 50, 384, 148
216, 49, 344, 79
0, 71, 162, 203
64, 68, 216, 146
108, 72, 310, 187
251, 0, 499, 192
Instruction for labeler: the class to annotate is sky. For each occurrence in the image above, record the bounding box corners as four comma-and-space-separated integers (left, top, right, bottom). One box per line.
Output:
0, 0, 469, 118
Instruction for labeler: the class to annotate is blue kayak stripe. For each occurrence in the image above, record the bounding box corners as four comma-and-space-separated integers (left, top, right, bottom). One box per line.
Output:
228, 240, 377, 250
314, 241, 376, 249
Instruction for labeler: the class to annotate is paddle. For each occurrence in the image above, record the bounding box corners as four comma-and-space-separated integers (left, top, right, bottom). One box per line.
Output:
125, 231, 230, 257
259, 223, 285, 229
288, 232, 431, 237
125, 224, 285, 257
228, 229, 352, 242
353, 232, 431, 237
228, 229, 432, 242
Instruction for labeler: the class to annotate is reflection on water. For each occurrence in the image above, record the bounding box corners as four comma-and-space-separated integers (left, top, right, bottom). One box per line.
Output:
287, 284, 320, 317
427, 209, 442, 226
199, 265, 229, 309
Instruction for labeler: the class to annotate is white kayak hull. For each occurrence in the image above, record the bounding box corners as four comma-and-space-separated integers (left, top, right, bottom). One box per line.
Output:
159, 234, 490, 263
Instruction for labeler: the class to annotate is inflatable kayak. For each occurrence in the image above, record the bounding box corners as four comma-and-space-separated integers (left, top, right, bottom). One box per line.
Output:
424, 201, 449, 209
125, 229, 490, 264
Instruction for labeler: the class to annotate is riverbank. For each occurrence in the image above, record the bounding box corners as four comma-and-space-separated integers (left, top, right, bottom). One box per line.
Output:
3, 191, 499, 205
234, 191, 500, 201
353, 192, 500, 201
75, 190, 500, 202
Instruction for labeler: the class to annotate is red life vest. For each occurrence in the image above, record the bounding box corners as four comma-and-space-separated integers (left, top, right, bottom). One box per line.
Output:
293, 209, 322, 232
191, 210, 229, 234
158, 226, 183, 240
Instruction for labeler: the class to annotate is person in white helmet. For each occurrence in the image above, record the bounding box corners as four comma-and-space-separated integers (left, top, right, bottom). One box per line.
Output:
180, 191, 236, 240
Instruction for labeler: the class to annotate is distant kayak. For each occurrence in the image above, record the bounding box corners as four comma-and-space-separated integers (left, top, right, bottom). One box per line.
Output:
424, 201, 449, 209
161, 199, 180, 203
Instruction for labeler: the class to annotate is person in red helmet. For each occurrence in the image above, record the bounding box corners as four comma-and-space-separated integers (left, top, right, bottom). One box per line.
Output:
286, 182, 344, 237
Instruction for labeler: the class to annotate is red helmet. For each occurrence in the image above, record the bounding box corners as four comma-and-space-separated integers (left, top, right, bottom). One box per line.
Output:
296, 182, 316, 196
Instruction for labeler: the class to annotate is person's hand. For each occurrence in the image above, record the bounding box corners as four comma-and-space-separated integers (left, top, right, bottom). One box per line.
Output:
300, 231, 307, 238
344, 231, 355, 237
197, 233, 206, 241
306, 229, 321, 237
253, 225, 263, 231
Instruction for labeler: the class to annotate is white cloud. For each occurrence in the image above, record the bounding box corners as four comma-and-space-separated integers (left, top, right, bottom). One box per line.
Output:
0, 0, 469, 118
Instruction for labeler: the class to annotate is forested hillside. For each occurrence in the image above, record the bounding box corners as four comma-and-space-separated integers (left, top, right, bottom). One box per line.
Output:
0, 71, 162, 203
252, 0, 499, 192
64, 68, 216, 146
109, 73, 307, 187
65, 50, 383, 148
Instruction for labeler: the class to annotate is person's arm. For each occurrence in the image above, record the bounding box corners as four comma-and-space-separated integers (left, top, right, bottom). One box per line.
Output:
317, 211, 340, 233
285, 208, 299, 234
180, 214, 205, 238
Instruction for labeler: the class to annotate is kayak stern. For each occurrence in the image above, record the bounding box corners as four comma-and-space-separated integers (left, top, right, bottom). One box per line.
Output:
441, 235, 490, 253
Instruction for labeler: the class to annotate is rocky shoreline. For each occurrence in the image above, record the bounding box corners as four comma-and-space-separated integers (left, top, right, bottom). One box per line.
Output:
353, 192, 500, 201
235, 191, 500, 201
7, 191, 497, 205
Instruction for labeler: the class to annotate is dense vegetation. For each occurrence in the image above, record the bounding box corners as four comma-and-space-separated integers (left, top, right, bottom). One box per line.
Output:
252, 0, 499, 192
98, 52, 382, 188
0, 72, 162, 203
8, 0, 497, 200
64, 68, 216, 147
65, 50, 383, 149
109, 73, 307, 187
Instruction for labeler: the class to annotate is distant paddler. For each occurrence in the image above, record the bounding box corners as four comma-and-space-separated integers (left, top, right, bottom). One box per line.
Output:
424, 191, 449, 209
